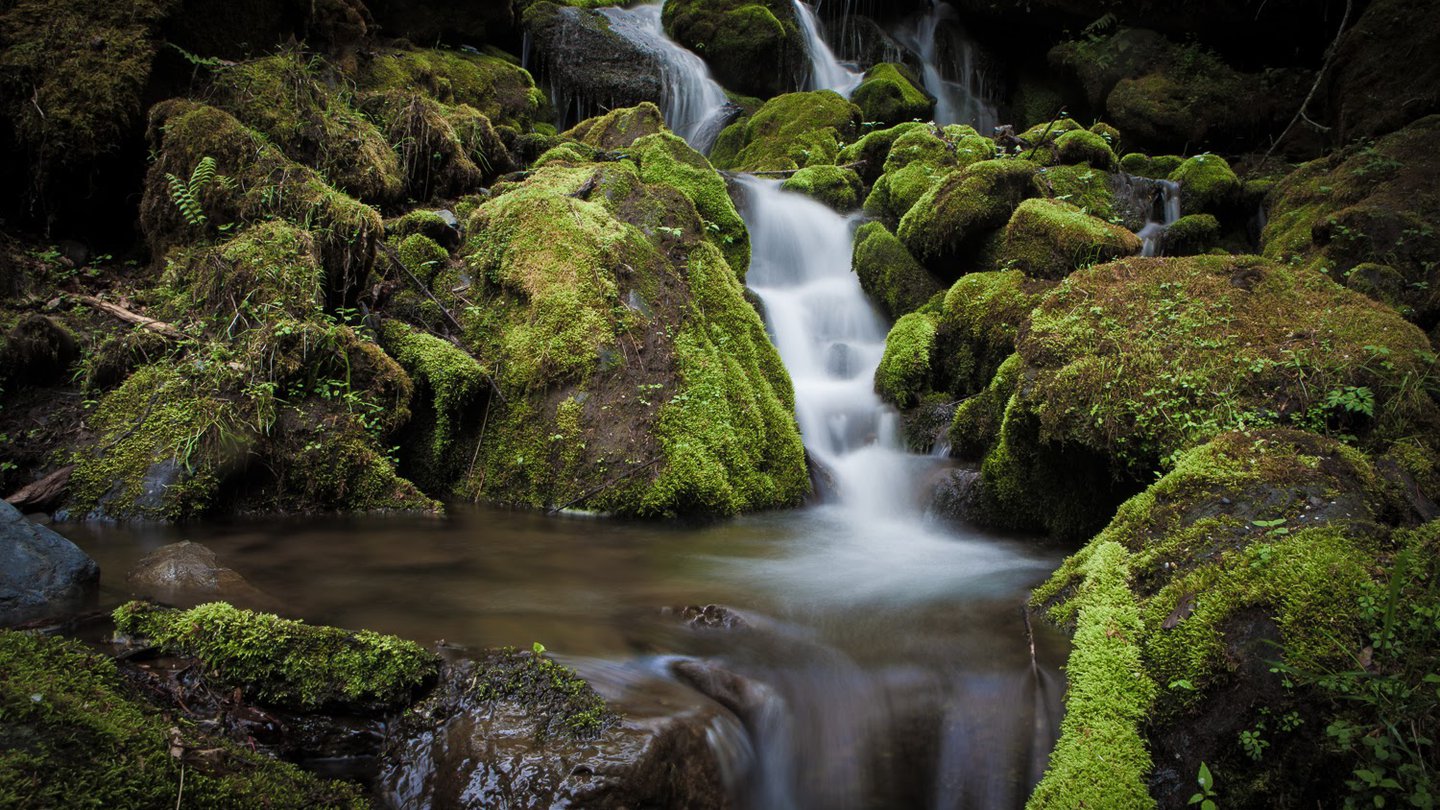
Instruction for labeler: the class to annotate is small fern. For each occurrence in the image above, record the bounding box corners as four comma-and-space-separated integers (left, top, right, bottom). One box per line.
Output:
165, 156, 232, 228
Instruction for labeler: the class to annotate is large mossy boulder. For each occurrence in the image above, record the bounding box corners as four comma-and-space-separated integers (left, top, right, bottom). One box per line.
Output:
850, 62, 933, 126
660, 0, 806, 99
0, 630, 368, 807
627, 131, 750, 275
780, 164, 864, 211
563, 101, 666, 149
454, 133, 807, 517
875, 311, 938, 407
863, 125, 994, 226
1030, 429, 1429, 808
1168, 153, 1240, 217
1262, 115, 1440, 330
356, 46, 549, 135
935, 269, 1052, 400
954, 254, 1439, 539
851, 221, 942, 320
709, 91, 863, 173
897, 158, 1040, 276
999, 198, 1141, 279
1328, 0, 1440, 142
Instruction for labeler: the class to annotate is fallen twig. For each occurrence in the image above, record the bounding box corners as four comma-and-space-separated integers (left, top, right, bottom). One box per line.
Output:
73, 295, 184, 340
1265, 0, 1353, 159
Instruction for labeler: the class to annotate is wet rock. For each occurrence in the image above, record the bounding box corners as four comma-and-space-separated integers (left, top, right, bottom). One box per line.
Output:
671, 658, 774, 725
664, 604, 752, 632
0, 500, 99, 625
523, 3, 663, 124
125, 541, 276, 611
927, 467, 981, 524
379, 654, 731, 809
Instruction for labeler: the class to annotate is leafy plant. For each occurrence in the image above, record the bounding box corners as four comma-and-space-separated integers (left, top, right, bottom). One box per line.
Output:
1189, 761, 1219, 810
165, 156, 234, 227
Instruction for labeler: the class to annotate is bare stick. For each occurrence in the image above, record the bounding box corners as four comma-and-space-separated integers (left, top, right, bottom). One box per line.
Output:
73, 295, 184, 340
1265, 0, 1353, 160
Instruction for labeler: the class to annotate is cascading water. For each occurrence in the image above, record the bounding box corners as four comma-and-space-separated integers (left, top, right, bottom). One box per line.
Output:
599, 3, 733, 153
893, 2, 998, 132
1136, 179, 1182, 257
793, 0, 865, 95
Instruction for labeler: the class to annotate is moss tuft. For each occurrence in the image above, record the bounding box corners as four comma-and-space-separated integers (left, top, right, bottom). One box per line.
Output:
851, 62, 933, 126
113, 600, 438, 712
1053, 128, 1117, 170
780, 164, 864, 211
1169, 153, 1240, 216
1161, 214, 1220, 256
708, 91, 862, 173
563, 101, 666, 149
852, 221, 941, 319
468, 645, 617, 740
875, 312, 937, 407
1000, 198, 1141, 279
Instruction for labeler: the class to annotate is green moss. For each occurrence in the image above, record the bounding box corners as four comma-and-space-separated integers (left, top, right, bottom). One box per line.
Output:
835, 121, 929, 184
936, 270, 1049, 398
359, 91, 497, 200
162, 222, 326, 329
708, 91, 862, 173
862, 126, 994, 226
948, 352, 1023, 460
0, 631, 367, 809
396, 233, 450, 281
781, 164, 864, 211
210, 50, 403, 203
1053, 128, 1117, 170
627, 131, 750, 275
875, 312, 937, 407
851, 62, 933, 126
660, 0, 804, 99
379, 321, 488, 467
357, 46, 548, 132
533, 141, 602, 168
113, 601, 437, 711
563, 101, 666, 149
897, 158, 1040, 274
1027, 541, 1156, 810
1000, 198, 1141, 279
389, 210, 451, 242
1119, 152, 1184, 179
851, 221, 941, 319
467, 644, 616, 740
1169, 153, 1240, 216
1036, 163, 1119, 221
1161, 214, 1220, 256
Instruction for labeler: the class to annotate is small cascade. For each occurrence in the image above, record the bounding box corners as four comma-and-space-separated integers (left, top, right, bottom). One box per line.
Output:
599, 3, 733, 153
893, 2, 998, 132
794, 0, 865, 95
1134, 178, 1182, 257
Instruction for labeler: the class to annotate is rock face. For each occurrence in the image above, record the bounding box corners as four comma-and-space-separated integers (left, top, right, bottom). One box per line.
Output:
522, 3, 663, 123
125, 541, 275, 611
0, 501, 99, 625
378, 653, 732, 809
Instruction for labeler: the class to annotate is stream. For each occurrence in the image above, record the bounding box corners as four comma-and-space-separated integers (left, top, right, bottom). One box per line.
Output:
63, 4, 1070, 807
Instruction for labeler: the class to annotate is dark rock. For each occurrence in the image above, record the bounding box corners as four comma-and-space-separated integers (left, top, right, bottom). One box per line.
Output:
522, 3, 663, 128
664, 604, 752, 632
0, 315, 80, 386
1329, 0, 1440, 142
0, 500, 99, 625
378, 655, 731, 809
125, 541, 277, 611
670, 658, 774, 724
927, 467, 981, 524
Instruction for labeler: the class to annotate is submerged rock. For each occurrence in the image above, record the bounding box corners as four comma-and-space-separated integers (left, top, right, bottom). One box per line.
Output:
125, 541, 275, 611
0, 501, 98, 626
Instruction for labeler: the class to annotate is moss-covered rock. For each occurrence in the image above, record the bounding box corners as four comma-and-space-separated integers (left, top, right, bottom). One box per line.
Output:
140, 100, 382, 309
457, 157, 806, 517
521, 2, 664, 120
660, 0, 805, 99
780, 164, 864, 211
161, 221, 325, 327
563, 101, 666, 149
627, 131, 750, 275
1031, 429, 1414, 807
835, 121, 929, 184
948, 352, 1023, 461
1169, 153, 1240, 216
1052, 128, 1117, 170
850, 62, 933, 126
357, 46, 548, 134
935, 270, 1050, 400
361, 90, 512, 200
875, 312, 938, 407
962, 255, 1439, 539
114, 600, 438, 711
897, 158, 1040, 276
1262, 115, 1440, 329
1328, 0, 1440, 142
862, 125, 994, 226
1034, 163, 1120, 222
851, 221, 942, 320
709, 91, 862, 173
1161, 213, 1220, 256
999, 198, 1141, 279
0, 630, 367, 808
208, 50, 404, 204
1117, 152, 1184, 179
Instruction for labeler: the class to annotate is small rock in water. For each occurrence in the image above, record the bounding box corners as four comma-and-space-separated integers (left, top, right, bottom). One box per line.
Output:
664, 604, 751, 631
126, 541, 276, 611
0, 501, 99, 626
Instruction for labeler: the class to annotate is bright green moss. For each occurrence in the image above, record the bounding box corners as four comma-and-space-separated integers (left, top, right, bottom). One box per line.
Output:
628, 131, 750, 275
936, 270, 1048, 397
533, 141, 602, 167
948, 352, 1023, 460
875, 312, 937, 407
851, 221, 941, 319
898, 159, 1040, 272
1027, 541, 1157, 810
210, 50, 403, 203
396, 233, 450, 281
358, 46, 548, 132
1118, 152, 1184, 179
708, 91, 862, 172
1053, 128, 1117, 170
1169, 153, 1240, 216
781, 164, 864, 211
1037, 163, 1119, 221
851, 62, 933, 126
1161, 213, 1220, 256
389, 210, 451, 242
1000, 198, 1141, 279
379, 321, 489, 465
113, 601, 438, 712
162, 221, 325, 328
835, 121, 929, 183
563, 101, 665, 149
468, 645, 617, 740
0, 631, 367, 809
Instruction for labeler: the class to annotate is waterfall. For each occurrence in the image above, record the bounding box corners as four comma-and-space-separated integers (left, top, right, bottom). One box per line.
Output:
1136, 179, 1182, 257
793, 0, 864, 96
893, 2, 998, 132
599, 3, 733, 153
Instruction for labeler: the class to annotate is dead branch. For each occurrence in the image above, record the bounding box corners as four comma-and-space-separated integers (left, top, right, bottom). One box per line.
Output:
1265, 0, 1353, 159
73, 295, 184, 340
4, 465, 73, 512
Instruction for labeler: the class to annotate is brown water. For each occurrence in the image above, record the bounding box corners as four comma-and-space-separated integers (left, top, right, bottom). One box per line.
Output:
64, 502, 1069, 809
